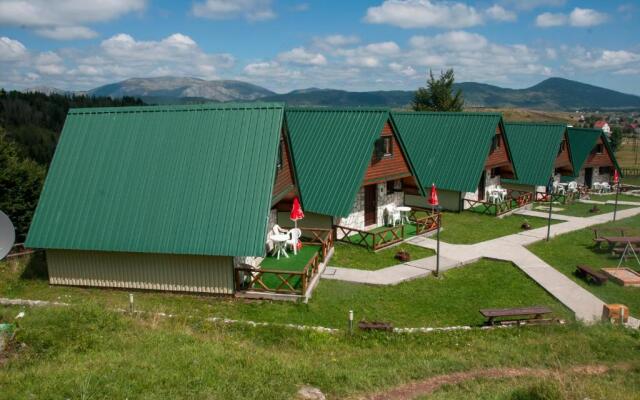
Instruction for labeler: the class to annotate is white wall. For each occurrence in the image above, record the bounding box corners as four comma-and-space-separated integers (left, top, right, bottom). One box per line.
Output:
462, 169, 500, 208
575, 168, 611, 188
336, 181, 405, 235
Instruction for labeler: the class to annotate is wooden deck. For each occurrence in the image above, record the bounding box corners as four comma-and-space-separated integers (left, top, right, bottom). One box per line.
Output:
465, 191, 533, 217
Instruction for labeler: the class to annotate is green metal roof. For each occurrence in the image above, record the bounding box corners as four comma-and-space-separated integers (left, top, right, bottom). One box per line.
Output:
391, 112, 508, 193
285, 108, 390, 217
502, 122, 567, 186
26, 103, 285, 257
567, 127, 621, 176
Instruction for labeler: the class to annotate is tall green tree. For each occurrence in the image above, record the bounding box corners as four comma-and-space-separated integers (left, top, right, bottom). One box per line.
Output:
0, 130, 45, 242
412, 69, 464, 112
609, 126, 623, 152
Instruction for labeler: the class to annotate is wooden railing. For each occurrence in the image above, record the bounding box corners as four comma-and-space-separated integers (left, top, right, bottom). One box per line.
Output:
622, 168, 640, 177
334, 224, 405, 251
407, 207, 441, 235
465, 191, 534, 217
233, 227, 332, 296
235, 253, 320, 295
535, 191, 575, 205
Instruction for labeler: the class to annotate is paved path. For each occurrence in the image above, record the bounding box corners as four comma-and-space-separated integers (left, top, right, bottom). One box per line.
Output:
322, 206, 640, 323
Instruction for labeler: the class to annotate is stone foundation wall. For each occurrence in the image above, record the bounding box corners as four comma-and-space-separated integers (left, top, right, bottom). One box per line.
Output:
575, 168, 611, 188
462, 169, 501, 209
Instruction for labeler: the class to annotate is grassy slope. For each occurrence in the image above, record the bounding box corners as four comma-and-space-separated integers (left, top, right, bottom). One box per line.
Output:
528, 214, 640, 316
616, 138, 640, 169
465, 107, 575, 124
1, 256, 568, 328
330, 242, 435, 270
0, 305, 638, 400
438, 212, 555, 244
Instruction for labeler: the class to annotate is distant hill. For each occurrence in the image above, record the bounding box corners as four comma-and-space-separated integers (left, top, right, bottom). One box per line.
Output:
88, 77, 276, 103
39, 76, 640, 110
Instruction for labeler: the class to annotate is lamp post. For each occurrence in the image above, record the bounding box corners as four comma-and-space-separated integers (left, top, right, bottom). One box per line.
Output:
428, 183, 441, 277
546, 175, 554, 242
613, 169, 620, 222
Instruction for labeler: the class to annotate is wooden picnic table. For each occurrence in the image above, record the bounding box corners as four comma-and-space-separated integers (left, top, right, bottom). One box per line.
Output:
479, 306, 553, 326
600, 236, 640, 246
575, 265, 608, 285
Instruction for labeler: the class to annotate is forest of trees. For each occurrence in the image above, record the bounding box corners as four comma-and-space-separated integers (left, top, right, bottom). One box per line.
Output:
0, 90, 144, 242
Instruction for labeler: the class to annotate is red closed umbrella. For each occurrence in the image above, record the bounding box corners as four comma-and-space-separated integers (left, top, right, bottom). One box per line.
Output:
613, 169, 620, 184
428, 183, 439, 207
290, 197, 304, 227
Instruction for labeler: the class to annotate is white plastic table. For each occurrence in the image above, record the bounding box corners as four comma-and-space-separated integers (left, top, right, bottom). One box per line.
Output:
396, 206, 411, 224
270, 234, 289, 259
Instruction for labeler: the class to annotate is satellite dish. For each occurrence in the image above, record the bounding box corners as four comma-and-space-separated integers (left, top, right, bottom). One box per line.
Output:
0, 211, 15, 261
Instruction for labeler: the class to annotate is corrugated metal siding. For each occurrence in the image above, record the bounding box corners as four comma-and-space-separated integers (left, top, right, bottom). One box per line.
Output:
502, 122, 566, 186
286, 108, 389, 217
391, 112, 504, 193
26, 103, 284, 257
47, 250, 234, 294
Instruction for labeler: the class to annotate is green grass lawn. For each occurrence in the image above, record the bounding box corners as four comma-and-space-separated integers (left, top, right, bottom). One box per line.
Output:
533, 202, 635, 217
528, 214, 640, 316
0, 255, 569, 328
589, 193, 640, 203
330, 242, 435, 270
0, 304, 638, 400
436, 211, 556, 244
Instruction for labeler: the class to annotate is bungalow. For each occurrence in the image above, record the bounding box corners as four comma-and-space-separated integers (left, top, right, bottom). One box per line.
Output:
593, 120, 611, 136
284, 108, 423, 233
567, 127, 621, 188
25, 103, 295, 295
391, 112, 516, 212
501, 122, 573, 195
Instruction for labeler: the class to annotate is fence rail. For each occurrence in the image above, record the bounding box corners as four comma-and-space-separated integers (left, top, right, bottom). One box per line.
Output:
535, 191, 576, 205
334, 224, 405, 251
408, 208, 441, 235
622, 168, 640, 177
465, 191, 534, 216
233, 227, 332, 296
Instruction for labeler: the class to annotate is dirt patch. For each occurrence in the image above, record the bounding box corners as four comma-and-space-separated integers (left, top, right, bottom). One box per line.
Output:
363, 363, 632, 400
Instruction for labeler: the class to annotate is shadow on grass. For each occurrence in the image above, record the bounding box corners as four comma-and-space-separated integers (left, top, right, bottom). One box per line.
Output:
19, 252, 49, 281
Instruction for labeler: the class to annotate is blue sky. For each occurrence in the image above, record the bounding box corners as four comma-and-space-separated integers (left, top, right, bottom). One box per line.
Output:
1, 0, 639, 94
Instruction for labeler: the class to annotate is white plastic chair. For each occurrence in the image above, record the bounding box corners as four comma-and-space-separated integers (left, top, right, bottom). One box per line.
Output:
600, 182, 611, 193
567, 181, 578, 193
286, 228, 302, 255
593, 182, 602, 193
385, 205, 401, 226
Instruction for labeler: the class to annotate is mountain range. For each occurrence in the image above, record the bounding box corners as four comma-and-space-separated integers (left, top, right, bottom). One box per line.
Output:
24, 77, 640, 111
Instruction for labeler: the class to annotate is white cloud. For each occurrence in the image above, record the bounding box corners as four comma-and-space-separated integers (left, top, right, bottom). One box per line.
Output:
243, 61, 299, 78
501, 0, 565, 10
35, 51, 66, 75
411, 31, 488, 51
192, 0, 275, 21
545, 48, 557, 60
0, 36, 28, 61
569, 8, 608, 27
364, 0, 483, 29
35, 26, 98, 40
570, 48, 640, 69
278, 47, 327, 65
314, 35, 359, 48
485, 5, 517, 21
535, 12, 566, 27
536, 8, 608, 28
364, 41, 400, 55
389, 62, 417, 77
0, 0, 146, 40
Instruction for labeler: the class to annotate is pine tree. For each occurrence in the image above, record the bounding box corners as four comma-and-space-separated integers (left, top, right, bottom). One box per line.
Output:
412, 69, 464, 112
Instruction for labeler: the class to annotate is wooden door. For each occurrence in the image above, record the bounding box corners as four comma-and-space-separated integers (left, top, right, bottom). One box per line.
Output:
584, 168, 593, 188
477, 171, 486, 201
364, 185, 377, 226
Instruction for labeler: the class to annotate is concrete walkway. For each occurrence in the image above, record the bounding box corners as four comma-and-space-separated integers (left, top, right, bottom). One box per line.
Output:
322, 206, 640, 323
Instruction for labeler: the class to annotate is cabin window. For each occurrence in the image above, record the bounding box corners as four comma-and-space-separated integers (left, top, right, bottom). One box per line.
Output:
382, 136, 392, 157
599, 166, 612, 175
490, 135, 500, 153
387, 180, 395, 195
490, 167, 500, 178
591, 144, 604, 154
276, 140, 283, 170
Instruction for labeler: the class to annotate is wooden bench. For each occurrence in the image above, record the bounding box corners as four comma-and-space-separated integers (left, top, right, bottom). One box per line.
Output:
575, 265, 608, 285
479, 306, 553, 326
592, 228, 628, 248
358, 321, 393, 332
612, 245, 640, 256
